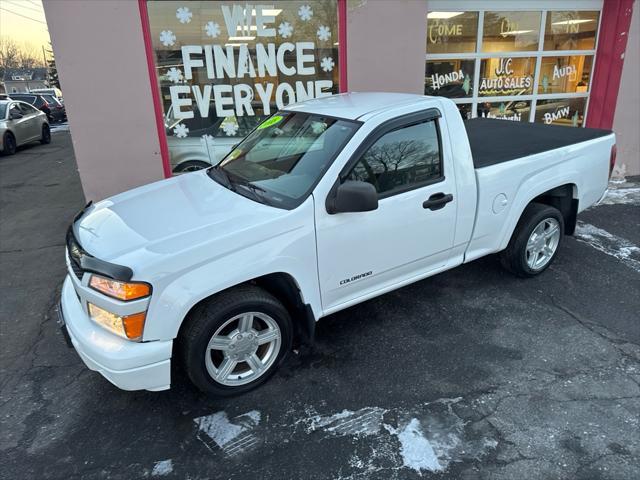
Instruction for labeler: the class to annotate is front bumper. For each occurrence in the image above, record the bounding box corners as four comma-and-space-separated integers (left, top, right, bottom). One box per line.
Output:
59, 276, 172, 391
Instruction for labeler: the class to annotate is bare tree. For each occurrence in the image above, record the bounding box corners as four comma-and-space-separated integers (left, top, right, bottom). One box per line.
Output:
0, 36, 45, 69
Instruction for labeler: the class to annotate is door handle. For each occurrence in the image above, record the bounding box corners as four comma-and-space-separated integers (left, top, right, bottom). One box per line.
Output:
422, 192, 453, 211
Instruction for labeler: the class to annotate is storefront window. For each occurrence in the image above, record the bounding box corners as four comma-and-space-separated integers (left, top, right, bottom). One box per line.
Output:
538, 55, 593, 94
535, 98, 587, 127
478, 100, 531, 122
544, 11, 599, 50
482, 11, 541, 52
425, 5, 599, 128
425, 59, 474, 98
147, 0, 339, 174
478, 57, 535, 96
426, 12, 479, 54
455, 103, 473, 120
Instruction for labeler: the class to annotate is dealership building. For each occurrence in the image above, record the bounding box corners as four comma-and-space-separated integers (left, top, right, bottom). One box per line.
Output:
43, 0, 638, 200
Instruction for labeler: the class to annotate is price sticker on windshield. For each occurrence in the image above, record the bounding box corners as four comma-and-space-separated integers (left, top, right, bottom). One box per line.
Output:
257, 115, 283, 130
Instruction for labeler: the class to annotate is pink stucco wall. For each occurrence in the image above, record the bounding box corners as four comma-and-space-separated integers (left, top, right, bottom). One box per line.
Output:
43, 0, 165, 201
613, 1, 640, 176
346, 0, 427, 94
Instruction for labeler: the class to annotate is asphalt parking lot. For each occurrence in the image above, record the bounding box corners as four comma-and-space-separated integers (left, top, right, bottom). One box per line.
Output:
1, 131, 639, 480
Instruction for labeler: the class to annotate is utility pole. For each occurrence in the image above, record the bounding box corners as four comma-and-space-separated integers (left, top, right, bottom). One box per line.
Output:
42, 45, 49, 85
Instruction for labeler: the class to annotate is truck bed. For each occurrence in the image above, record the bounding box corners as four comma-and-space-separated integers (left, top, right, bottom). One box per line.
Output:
464, 118, 612, 169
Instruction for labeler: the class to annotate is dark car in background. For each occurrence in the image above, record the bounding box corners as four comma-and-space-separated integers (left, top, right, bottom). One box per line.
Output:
8, 93, 66, 123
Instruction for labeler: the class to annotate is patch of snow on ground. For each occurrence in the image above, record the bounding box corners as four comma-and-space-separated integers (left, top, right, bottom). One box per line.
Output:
194, 410, 261, 456
303, 407, 386, 437
195, 411, 245, 447
575, 222, 640, 273
392, 418, 442, 472
151, 459, 173, 476
600, 186, 640, 206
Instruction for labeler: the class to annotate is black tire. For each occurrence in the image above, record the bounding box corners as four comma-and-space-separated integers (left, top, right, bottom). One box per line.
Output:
179, 285, 293, 397
500, 203, 564, 278
40, 124, 51, 144
2, 132, 16, 155
172, 160, 211, 174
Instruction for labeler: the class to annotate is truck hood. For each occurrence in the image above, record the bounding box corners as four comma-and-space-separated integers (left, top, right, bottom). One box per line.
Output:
74, 171, 287, 263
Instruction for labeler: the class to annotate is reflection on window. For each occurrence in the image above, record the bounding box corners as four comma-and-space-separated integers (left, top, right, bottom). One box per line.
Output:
538, 56, 592, 94
535, 98, 587, 127
482, 11, 541, 52
346, 121, 442, 195
544, 11, 599, 50
147, 0, 340, 174
425, 59, 474, 98
479, 57, 535, 96
426, 11, 479, 54
477, 100, 530, 122
456, 103, 473, 120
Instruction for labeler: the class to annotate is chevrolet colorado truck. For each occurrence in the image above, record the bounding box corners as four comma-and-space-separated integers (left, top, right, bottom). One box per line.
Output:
58, 93, 616, 396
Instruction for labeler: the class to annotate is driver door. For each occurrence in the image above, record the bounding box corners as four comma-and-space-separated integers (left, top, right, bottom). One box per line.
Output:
315, 112, 457, 312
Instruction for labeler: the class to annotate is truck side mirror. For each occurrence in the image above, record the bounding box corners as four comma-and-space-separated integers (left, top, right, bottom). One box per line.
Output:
327, 180, 378, 214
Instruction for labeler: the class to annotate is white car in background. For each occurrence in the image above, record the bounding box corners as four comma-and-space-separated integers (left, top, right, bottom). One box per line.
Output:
164, 103, 269, 173
0, 100, 50, 155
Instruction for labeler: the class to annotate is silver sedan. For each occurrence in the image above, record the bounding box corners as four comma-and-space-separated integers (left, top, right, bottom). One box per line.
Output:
0, 100, 50, 155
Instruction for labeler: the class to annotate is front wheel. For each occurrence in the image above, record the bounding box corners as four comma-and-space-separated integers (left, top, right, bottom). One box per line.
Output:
500, 203, 564, 277
179, 285, 293, 396
172, 160, 211, 174
2, 132, 16, 155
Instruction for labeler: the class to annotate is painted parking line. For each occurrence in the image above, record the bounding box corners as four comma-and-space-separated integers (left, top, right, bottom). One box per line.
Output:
574, 221, 640, 273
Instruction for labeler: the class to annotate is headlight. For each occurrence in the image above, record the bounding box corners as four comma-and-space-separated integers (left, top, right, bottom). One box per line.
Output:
88, 303, 146, 341
89, 275, 151, 301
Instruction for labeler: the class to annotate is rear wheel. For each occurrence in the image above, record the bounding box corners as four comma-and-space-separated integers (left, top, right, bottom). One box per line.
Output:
180, 285, 293, 396
500, 203, 564, 277
40, 124, 51, 144
2, 132, 16, 155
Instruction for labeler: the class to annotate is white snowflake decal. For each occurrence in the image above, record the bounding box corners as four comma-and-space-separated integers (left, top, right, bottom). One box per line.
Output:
317, 25, 331, 42
166, 67, 183, 83
320, 56, 335, 72
298, 4, 313, 21
222, 120, 239, 137
311, 121, 327, 135
173, 123, 189, 138
176, 7, 192, 24
278, 21, 293, 38
201, 134, 214, 142
159, 30, 176, 47
205, 21, 221, 38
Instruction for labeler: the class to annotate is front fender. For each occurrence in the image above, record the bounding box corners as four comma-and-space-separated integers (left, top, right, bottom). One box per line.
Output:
142, 207, 320, 341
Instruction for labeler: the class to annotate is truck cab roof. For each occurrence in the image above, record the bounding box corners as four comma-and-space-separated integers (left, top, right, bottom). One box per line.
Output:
285, 92, 438, 121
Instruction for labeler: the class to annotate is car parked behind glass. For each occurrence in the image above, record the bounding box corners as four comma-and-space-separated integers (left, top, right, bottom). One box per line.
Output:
164, 102, 270, 173
0, 100, 51, 155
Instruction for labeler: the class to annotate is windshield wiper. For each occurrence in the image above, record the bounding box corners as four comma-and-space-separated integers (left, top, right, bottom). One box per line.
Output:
225, 171, 272, 205
207, 165, 235, 191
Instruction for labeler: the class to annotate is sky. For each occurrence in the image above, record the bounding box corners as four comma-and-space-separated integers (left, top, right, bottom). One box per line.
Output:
0, 0, 51, 49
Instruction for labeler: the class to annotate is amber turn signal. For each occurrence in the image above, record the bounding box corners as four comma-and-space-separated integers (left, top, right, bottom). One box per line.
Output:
89, 275, 151, 301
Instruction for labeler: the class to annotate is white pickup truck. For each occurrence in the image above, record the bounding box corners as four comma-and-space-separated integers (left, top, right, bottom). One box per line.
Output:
58, 93, 616, 396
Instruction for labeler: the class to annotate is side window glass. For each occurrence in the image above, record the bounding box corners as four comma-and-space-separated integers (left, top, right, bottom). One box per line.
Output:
9, 105, 21, 118
346, 120, 442, 195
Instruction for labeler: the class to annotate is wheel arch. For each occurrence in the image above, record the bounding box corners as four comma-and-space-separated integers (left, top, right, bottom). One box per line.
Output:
500, 182, 579, 250
175, 272, 316, 348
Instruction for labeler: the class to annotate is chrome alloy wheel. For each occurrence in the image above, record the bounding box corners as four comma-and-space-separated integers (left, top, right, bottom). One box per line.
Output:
204, 312, 282, 386
526, 218, 561, 271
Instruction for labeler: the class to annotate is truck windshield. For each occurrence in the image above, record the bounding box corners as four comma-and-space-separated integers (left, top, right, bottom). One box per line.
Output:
211, 111, 359, 209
